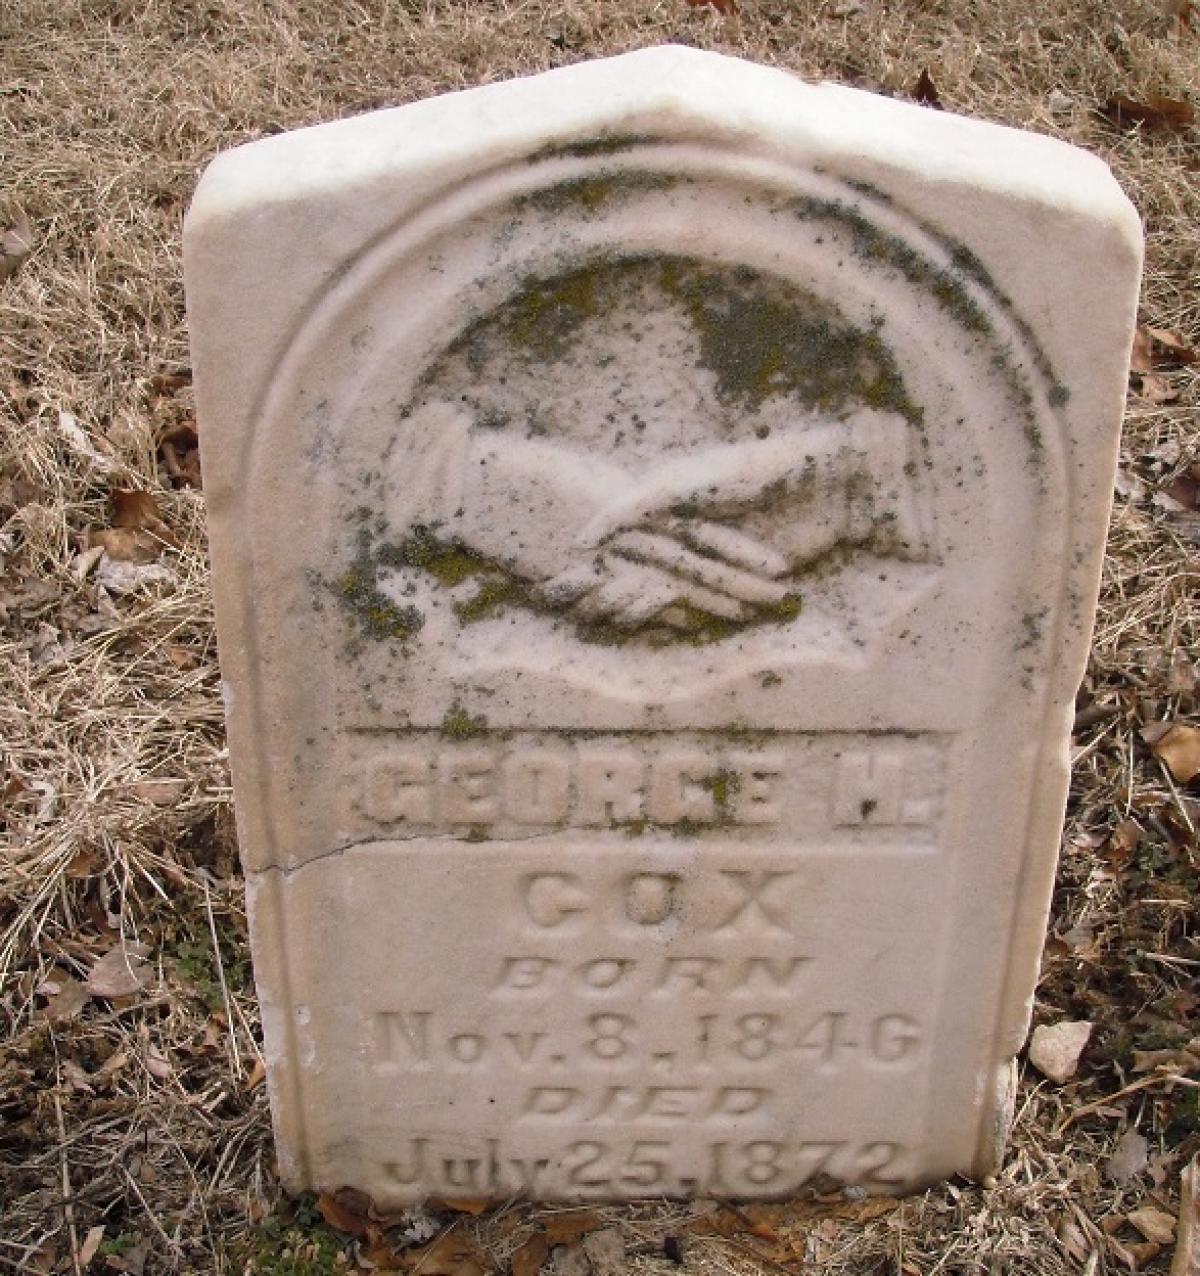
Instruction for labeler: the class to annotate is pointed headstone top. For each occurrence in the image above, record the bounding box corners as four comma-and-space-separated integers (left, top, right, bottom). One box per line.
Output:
186, 48, 1140, 1201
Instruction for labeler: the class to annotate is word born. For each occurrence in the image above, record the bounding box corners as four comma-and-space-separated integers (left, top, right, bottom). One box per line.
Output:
350, 732, 944, 832
494, 953, 811, 994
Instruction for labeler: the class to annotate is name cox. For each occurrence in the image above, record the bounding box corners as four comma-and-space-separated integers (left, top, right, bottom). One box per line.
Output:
518, 868, 798, 933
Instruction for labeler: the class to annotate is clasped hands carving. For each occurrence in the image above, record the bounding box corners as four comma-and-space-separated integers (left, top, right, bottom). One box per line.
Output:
401, 403, 930, 629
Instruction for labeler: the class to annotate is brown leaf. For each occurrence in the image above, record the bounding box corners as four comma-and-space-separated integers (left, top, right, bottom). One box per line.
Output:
88, 527, 163, 564
62, 1059, 95, 1093
159, 424, 202, 488
512, 1234, 550, 1276
197, 1016, 226, 1054
685, 0, 736, 11
1103, 818, 1141, 867
317, 1187, 372, 1238
37, 971, 90, 1022
86, 943, 152, 998
105, 1239, 148, 1274
111, 489, 180, 561
110, 488, 180, 548
435, 1197, 493, 1216
1131, 327, 1156, 374
243, 1057, 267, 1091
144, 1043, 173, 1080
164, 642, 200, 670
25, 1240, 56, 1276
1131, 1240, 1163, 1268
1135, 1037, 1198, 1076
72, 541, 106, 580
111, 489, 163, 529
148, 371, 191, 396
360, 1238, 407, 1270
1132, 326, 1197, 378
1107, 1230, 1153, 1269
0, 213, 33, 283
1165, 466, 1200, 511
0, 474, 42, 518
1107, 1129, 1150, 1185
1137, 373, 1180, 404
913, 68, 942, 108
77, 1226, 105, 1268
96, 1049, 130, 1079
1059, 1213, 1092, 1262
1145, 723, 1200, 782
400, 1231, 485, 1276
688, 1209, 737, 1237
539, 1211, 605, 1245
1145, 327, 1198, 363
2, 772, 30, 806
1174, 1153, 1200, 1276
740, 1208, 783, 1241
128, 778, 187, 807
1100, 93, 1195, 131
1128, 1206, 1176, 1245
1168, 651, 1198, 696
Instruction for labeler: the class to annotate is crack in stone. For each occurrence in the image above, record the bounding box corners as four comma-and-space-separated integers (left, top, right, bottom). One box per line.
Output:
252, 830, 568, 877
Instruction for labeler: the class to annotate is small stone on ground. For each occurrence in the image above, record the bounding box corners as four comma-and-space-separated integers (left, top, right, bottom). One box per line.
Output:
1028, 1020, 1093, 1083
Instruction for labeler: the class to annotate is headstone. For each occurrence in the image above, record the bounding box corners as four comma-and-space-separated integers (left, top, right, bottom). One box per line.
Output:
184, 47, 1141, 1202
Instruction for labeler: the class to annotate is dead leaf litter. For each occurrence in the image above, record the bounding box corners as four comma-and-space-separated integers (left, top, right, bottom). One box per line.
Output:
1, 0, 1197, 1272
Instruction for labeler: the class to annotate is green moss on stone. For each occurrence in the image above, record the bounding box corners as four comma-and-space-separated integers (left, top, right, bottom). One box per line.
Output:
503, 268, 601, 360
440, 702, 488, 740
672, 602, 741, 645
423, 249, 921, 437
334, 562, 423, 643
670, 818, 708, 839
789, 190, 1058, 460
767, 593, 803, 621
529, 134, 656, 162
653, 256, 914, 416
514, 171, 673, 220
381, 527, 492, 588
704, 768, 743, 823
454, 576, 528, 623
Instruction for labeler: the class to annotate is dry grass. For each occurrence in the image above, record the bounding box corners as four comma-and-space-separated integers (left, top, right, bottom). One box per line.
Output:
1, 0, 1197, 1272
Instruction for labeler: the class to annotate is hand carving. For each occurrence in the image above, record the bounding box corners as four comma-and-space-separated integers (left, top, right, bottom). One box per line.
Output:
396, 402, 931, 634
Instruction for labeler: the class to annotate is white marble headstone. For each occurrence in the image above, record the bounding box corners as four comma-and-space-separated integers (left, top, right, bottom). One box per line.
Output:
185, 47, 1141, 1202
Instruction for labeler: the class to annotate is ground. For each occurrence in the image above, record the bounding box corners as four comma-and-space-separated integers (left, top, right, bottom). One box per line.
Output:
1, 1, 1198, 1272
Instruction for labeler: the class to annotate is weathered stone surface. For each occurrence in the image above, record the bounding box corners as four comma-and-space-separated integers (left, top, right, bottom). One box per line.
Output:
184, 46, 1141, 1201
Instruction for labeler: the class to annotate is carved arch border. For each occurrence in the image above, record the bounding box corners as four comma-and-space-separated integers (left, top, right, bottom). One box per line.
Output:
235, 142, 1074, 1189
